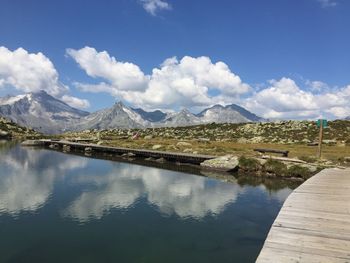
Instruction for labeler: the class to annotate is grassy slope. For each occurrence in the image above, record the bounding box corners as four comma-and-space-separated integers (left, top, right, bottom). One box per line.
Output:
60, 120, 350, 164
0, 117, 41, 138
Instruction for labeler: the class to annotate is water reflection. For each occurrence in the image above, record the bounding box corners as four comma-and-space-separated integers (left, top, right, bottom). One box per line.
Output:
0, 144, 294, 223
0, 146, 87, 216
0, 143, 296, 262
64, 165, 244, 222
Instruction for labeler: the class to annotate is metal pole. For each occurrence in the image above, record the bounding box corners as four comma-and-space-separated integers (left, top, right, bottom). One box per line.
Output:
317, 120, 323, 159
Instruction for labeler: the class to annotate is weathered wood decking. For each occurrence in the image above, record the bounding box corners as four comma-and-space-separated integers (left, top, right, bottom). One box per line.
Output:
256, 168, 350, 262
37, 139, 215, 165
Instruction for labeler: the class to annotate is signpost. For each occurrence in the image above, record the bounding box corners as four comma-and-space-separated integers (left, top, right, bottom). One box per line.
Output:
316, 119, 327, 159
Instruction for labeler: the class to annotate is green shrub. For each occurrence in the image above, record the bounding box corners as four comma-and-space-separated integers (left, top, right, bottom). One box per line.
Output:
298, 155, 317, 163
287, 165, 311, 179
263, 159, 288, 176
238, 156, 261, 171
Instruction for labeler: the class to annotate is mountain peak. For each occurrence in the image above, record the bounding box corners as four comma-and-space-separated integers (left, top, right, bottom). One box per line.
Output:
0, 91, 263, 133
0, 91, 89, 134
30, 90, 51, 98
179, 108, 191, 114
115, 100, 124, 105
114, 101, 126, 108
196, 103, 263, 123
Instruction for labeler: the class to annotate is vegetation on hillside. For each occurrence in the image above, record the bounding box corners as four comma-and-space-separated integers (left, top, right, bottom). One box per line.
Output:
59, 120, 350, 165
0, 117, 41, 139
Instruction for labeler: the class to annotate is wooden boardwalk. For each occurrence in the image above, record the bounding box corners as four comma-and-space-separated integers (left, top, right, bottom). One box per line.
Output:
36, 139, 215, 165
256, 168, 350, 262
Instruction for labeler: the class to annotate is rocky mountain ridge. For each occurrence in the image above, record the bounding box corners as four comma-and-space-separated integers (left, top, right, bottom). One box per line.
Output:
0, 90, 88, 134
0, 90, 264, 133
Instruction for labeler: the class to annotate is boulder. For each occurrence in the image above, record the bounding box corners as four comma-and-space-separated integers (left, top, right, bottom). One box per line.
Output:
166, 145, 178, 151
183, 148, 193, 153
0, 130, 10, 139
155, 157, 166, 163
176, 141, 192, 147
84, 147, 92, 152
152, 144, 162, 150
62, 145, 71, 152
200, 155, 239, 171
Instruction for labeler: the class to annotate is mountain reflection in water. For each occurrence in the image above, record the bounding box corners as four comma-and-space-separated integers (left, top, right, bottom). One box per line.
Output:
0, 144, 87, 216
63, 165, 243, 222
0, 143, 294, 263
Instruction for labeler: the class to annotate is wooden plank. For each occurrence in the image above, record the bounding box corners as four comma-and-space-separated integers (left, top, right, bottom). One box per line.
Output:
258, 247, 350, 263
254, 148, 289, 157
256, 168, 350, 262
37, 139, 216, 164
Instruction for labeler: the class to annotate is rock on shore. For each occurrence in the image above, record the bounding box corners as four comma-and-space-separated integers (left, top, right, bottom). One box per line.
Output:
200, 155, 239, 171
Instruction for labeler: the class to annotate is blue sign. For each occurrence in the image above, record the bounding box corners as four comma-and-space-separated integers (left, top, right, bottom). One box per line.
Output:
316, 119, 327, 128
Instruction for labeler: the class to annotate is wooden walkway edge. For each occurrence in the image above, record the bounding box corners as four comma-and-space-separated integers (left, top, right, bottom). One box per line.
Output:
27, 139, 215, 165
256, 168, 350, 262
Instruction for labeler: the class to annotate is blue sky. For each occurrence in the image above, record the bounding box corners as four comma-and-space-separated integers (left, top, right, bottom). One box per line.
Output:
0, 0, 349, 119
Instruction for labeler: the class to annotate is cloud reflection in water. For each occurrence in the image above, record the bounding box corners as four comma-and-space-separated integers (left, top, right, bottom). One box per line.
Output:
64, 164, 244, 222
0, 146, 87, 216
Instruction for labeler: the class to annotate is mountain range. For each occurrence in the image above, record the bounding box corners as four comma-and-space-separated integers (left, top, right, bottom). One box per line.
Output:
0, 90, 264, 134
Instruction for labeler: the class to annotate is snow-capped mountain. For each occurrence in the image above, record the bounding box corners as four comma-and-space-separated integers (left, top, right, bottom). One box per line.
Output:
76, 101, 150, 130
197, 104, 264, 123
0, 91, 263, 133
0, 90, 88, 133
159, 109, 202, 127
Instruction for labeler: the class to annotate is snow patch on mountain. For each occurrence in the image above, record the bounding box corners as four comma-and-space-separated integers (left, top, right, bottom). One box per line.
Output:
0, 91, 263, 133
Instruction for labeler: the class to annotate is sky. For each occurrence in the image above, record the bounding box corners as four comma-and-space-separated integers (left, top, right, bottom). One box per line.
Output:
0, 0, 349, 120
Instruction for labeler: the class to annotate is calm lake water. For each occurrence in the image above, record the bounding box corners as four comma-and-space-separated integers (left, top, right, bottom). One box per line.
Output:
0, 142, 294, 263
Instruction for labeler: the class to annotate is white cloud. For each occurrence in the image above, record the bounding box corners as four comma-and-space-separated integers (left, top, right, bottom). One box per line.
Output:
61, 95, 90, 109
325, 106, 350, 119
317, 0, 337, 8
66, 47, 149, 91
305, 80, 328, 92
140, 0, 172, 16
63, 165, 241, 222
0, 46, 64, 95
68, 47, 350, 119
0, 147, 87, 216
0, 46, 90, 110
68, 47, 250, 111
245, 78, 350, 119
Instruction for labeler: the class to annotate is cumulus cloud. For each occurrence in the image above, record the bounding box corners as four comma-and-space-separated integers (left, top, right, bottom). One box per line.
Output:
68, 47, 250, 110
67, 47, 350, 119
0, 46, 90, 109
305, 80, 328, 92
245, 78, 350, 119
61, 95, 90, 109
63, 165, 241, 222
0, 147, 87, 216
0, 46, 64, 95
66, 47, 149, 91
140, 0, 172, 16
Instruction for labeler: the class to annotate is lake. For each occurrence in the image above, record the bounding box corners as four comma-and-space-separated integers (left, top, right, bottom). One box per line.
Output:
0, 142, 294, 263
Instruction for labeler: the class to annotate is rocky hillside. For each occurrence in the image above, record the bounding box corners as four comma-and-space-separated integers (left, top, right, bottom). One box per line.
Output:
0, 91, 263, 133
0, 117, 41, 139
63, 120, 350, 146
0, 90, 88, 134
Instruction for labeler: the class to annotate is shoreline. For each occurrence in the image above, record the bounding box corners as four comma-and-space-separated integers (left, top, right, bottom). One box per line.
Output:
20, 141, 302, 191
22, 139, 323, 181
